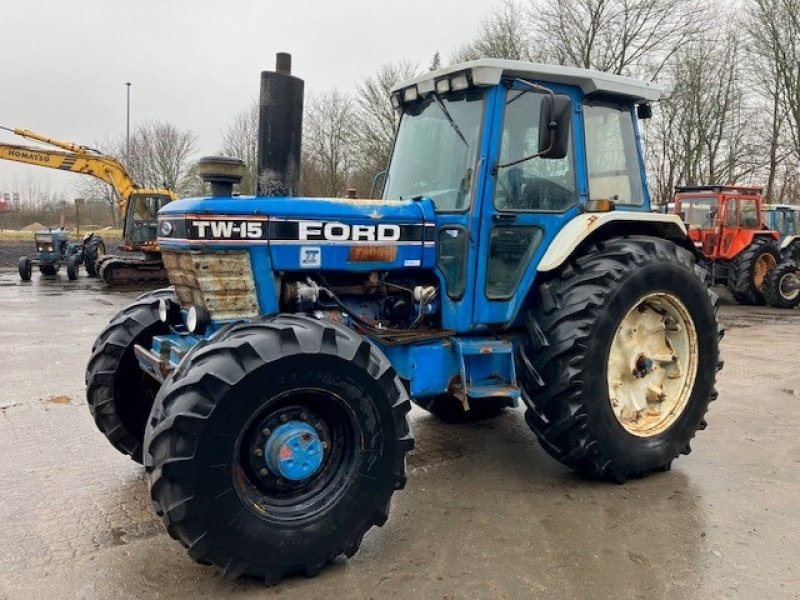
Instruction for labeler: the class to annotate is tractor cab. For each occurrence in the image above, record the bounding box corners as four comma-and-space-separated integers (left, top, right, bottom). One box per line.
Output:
673, 185, 777, 260
121, 192, 172, 252
763, 204, 799, 239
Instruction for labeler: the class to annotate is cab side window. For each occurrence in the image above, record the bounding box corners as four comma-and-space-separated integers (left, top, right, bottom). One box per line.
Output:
584, 103, 645, 206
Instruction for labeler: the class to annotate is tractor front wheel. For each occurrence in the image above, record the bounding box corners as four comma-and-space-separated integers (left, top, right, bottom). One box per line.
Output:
82, 234, 106, 278
67, 255, 80, 280
762, 260, 800, 309
728, 237, 780, 305
144, 315, 413, 583
85, 289, 175, 462
18, 257, 31, 281
519, 236, 722, 483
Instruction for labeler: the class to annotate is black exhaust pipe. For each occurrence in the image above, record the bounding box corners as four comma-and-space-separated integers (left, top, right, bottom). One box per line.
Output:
257, 52, 304, 196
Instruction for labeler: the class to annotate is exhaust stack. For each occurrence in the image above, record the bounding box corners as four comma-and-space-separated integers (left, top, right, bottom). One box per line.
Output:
257, 52, 304, 196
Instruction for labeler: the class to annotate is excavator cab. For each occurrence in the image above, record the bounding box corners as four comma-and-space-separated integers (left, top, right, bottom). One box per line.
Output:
123, 192, 172, 249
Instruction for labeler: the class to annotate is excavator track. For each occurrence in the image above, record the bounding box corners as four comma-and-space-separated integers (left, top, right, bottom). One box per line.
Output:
97, 255, 169, 286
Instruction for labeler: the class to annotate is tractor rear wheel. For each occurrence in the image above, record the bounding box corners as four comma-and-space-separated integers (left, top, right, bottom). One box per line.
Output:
144, 315, 413, 583
728, 237, 780, 305
85, 289, 176, 462
18, 257, 31, 281
518, 236, 722, 483
762, 260, 800, 309
82, 234, 106, 278
39, 264, 58, 276
412, 394, 512, 423
67, 255, 80, 280
782, 238, 800, 269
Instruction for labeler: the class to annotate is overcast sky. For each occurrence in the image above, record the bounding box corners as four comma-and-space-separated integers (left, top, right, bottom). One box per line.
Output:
1, 0, 489, 196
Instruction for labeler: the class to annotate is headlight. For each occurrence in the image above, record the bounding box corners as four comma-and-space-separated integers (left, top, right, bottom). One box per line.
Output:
186, 305, 211, 334
159, 221, 173, 236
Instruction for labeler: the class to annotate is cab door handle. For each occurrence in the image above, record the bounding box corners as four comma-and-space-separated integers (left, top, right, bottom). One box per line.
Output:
493, 213, 517, 223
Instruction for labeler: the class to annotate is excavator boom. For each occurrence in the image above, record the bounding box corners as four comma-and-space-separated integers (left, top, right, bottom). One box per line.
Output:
0, 127, 176, 286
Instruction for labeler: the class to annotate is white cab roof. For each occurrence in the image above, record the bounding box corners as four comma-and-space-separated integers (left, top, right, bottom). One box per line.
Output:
392, 59, 662, 103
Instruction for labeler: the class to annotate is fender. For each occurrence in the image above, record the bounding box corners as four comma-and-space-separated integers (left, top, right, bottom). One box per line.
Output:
537, 212, 688, 272
780, 235, 799, 251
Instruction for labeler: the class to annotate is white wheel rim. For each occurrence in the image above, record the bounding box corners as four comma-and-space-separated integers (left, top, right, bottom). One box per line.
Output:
606, 293, 699, 437
779, 272, 800, 301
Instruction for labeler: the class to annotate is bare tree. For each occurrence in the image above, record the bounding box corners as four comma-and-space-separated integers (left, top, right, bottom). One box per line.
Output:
530, 0, 709, 78
747, 0, 800, 201
126, 121, 199, 196
353, 60, 418, 195
646, 23, 758, 203
301, 90, 359, 197
450, 0, 533, 63
220, 101, 259, 195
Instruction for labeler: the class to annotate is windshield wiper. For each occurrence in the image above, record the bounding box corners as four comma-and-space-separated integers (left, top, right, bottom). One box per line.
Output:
434, 94, 468, 147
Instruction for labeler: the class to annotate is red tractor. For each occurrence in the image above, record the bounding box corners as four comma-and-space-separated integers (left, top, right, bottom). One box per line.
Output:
673, 185, 799, 308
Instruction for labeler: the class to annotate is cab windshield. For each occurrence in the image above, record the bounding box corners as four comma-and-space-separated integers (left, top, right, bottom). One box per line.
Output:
126, 194, 172, 244
383, 89, 484, 212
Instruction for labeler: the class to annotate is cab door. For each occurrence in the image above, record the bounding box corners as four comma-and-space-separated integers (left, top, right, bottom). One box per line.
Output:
472, 81, 584, 326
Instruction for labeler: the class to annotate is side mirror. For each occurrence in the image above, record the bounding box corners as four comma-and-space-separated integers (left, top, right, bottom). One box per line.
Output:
369, 170, 388, 199
538, 94, 571, 159
637, 103, 653, 120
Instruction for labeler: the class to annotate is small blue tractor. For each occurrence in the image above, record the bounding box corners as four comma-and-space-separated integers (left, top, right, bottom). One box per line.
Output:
87, 54, 723, 582
18, 229, 104, 281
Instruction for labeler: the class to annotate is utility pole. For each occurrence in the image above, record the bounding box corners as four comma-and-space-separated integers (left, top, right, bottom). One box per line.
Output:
125, 82, 132, 164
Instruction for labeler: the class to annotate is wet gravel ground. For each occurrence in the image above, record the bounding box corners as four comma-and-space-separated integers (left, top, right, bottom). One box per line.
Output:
0, 270, 799, 599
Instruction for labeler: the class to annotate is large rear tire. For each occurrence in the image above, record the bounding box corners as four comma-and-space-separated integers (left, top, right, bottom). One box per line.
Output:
85, 289, 176, 462
82, 234, 106, 278
728, 237, 780, 305
144, 315, 413, 583
519, 236, 722, 483
762, 260, 800, 309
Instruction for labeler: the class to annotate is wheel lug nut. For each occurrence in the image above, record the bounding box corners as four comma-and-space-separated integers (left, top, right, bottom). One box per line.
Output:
254, 448, 263, 457
259, 468, 269, 476
279, 414, 288, 423
314, 422, 324, 431
262, 428, 271, 437
276, 478, 284, 486
322, 441, 328, 450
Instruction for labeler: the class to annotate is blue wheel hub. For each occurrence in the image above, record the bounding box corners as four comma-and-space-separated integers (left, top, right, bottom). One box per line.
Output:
264, 421, 325, 481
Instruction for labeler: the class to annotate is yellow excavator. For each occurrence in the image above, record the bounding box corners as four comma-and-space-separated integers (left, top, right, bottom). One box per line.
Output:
0, 126, 176, 284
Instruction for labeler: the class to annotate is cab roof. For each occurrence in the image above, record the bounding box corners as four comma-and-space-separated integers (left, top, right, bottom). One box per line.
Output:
392, 58, 663, 103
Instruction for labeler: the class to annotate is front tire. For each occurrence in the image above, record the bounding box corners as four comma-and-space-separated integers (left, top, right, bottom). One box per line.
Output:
519, 236, 722, 483
67, 254, 80, 280
762, 260, 800, 309
18, 257, 31, 281
85, 289, 176, 462
145, 315, 413, 583
82, 234, 106, 278
781, 238, 800, 269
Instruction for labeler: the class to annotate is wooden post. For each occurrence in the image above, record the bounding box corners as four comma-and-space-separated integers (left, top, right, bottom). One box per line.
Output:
74, 198, 85, 236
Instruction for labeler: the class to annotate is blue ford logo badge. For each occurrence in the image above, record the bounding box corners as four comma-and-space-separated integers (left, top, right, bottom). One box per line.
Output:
159, 221, 173, 236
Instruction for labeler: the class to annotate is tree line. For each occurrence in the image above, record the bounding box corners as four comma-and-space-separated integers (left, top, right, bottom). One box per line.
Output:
5, 0, 800, 212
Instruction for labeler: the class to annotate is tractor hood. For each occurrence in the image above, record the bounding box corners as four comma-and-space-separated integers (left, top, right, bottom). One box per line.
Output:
157, 195, 437, 271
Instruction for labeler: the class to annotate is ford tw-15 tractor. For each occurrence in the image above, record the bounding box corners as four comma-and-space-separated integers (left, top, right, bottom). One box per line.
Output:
86, 54, 722, 583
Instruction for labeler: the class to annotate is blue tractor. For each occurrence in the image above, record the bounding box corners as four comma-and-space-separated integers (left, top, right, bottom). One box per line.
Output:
763, 203, 800, 266
86, 55, 722, 582
18, 228, 103, 281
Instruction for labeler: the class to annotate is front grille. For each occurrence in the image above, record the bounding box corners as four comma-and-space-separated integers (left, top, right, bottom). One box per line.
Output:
161, 250, 259, 320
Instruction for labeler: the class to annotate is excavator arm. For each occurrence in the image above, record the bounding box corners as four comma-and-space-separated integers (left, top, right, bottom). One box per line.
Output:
0, 141, 138, 214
